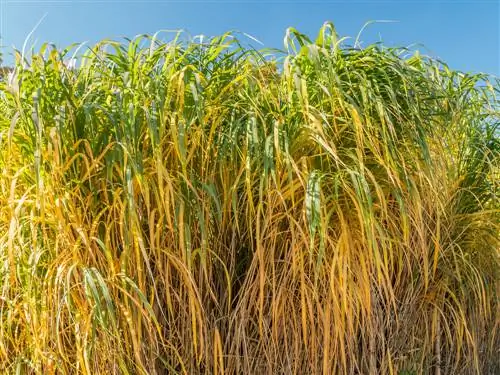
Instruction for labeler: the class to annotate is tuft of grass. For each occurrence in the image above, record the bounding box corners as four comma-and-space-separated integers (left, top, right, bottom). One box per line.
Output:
0, 22, 498, 374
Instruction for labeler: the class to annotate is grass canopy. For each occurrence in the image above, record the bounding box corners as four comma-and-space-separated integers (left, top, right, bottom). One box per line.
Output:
0, 23, 499, 374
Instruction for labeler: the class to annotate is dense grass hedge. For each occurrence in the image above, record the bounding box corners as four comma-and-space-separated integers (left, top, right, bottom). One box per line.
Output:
0, 23, 498, 374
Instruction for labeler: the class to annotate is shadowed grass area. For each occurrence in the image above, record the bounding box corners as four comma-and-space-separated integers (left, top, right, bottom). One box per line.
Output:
0, 23, 498, 374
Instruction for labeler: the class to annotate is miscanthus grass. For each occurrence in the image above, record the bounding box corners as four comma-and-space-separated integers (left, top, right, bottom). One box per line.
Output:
0, 23, 498, 374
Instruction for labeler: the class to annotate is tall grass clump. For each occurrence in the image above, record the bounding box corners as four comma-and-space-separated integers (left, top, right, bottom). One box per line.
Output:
0, 23, 498, 374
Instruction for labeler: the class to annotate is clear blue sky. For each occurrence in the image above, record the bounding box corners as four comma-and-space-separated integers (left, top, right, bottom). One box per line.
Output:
1, 0, 499, 75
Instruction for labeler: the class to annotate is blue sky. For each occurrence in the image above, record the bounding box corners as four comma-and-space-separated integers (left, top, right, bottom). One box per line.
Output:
1, 0, 499, 75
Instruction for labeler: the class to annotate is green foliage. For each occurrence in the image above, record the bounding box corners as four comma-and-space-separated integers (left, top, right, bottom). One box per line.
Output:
0, 22, 498, 374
